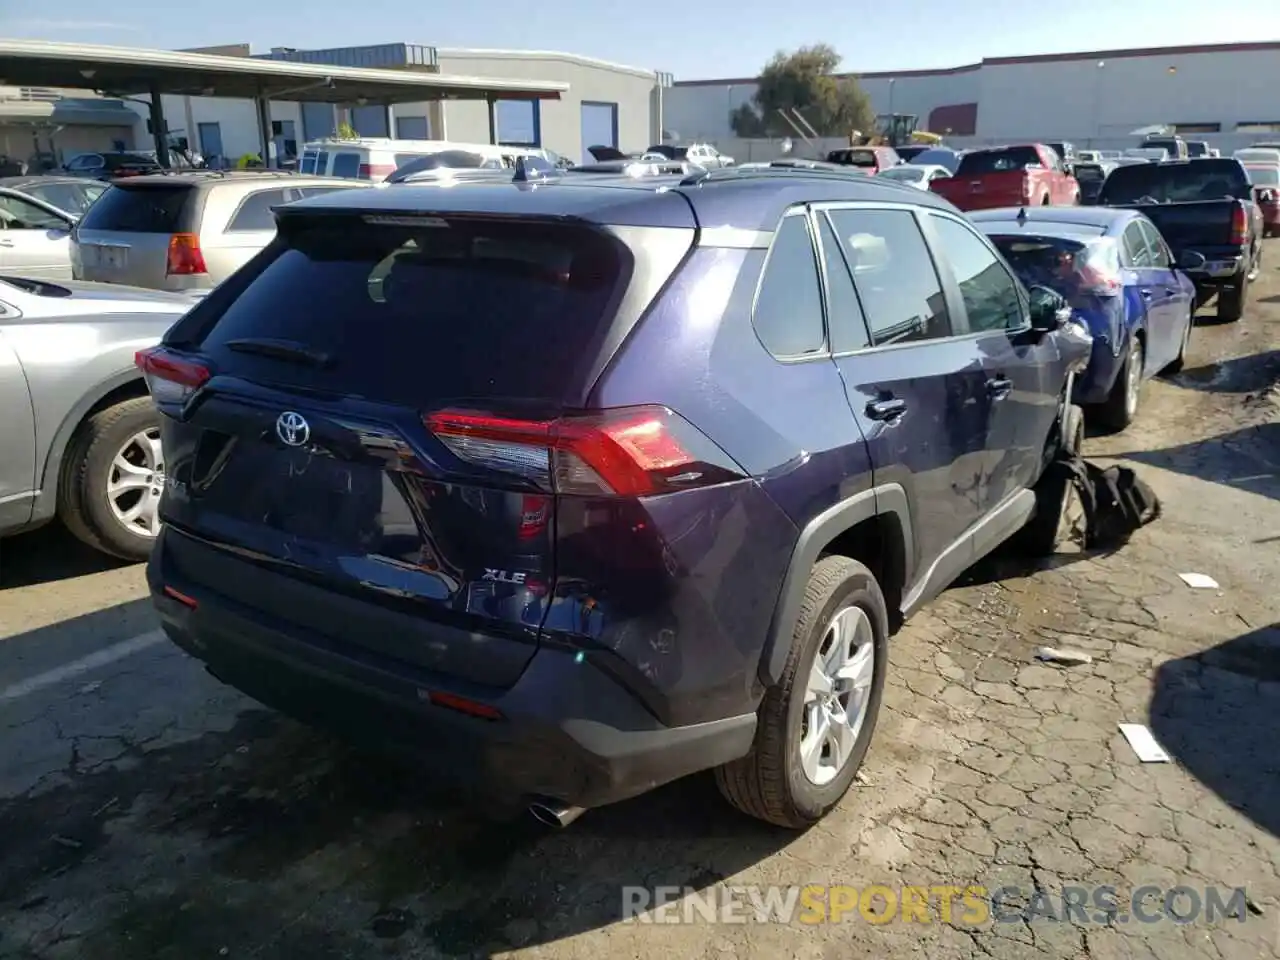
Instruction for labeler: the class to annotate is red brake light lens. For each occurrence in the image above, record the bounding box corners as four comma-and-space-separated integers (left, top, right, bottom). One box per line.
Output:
424, 406, 743, 497
1230, 203, 1249, 245
136, 346, 210, 406
166, 232, 207, 276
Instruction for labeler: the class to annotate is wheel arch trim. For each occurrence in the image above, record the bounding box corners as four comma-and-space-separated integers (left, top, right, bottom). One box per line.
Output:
758, 484, 913, 687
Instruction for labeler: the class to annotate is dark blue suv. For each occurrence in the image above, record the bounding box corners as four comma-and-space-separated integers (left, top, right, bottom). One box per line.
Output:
140, 165, 1083, 829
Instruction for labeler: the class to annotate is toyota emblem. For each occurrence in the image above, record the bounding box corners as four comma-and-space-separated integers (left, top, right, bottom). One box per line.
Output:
276, 411, 310, 447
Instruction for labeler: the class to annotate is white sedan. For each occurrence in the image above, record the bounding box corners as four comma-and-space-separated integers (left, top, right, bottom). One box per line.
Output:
876, 164, 952, 190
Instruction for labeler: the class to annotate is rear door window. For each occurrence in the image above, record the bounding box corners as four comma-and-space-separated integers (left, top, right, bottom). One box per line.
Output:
331, 153, 361, 179
192, 215, 628, 406
78, 184, 194, 233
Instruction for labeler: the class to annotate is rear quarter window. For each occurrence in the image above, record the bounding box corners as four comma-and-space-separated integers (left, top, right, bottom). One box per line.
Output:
78, 184, 195, 233
224, 186, 365, 231
191, 215, 630, 405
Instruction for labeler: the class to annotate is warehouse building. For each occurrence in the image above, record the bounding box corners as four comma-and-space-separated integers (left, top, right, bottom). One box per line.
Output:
667, 40, 1280, 156
134, 42, 660, 168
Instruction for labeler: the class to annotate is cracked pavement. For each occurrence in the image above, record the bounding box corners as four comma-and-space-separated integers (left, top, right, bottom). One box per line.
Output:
3, 248, 1280, 959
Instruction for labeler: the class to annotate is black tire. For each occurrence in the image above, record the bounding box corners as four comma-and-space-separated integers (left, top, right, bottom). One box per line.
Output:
1061, 402, 1085, 456
1217, 272, 1247, 322
58, 396, 163, 562
1163, 310, 1194, 374
715, 555, 888, 828
1096, 336, 1142, 431
1017, 460, 1086, 557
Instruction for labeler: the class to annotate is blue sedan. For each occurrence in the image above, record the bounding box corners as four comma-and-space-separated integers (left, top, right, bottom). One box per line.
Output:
971, 206, 1197, 429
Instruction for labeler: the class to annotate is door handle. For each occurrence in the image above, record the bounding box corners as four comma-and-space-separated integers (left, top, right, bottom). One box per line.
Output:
986, 377, 1013, 397
865, 397, 907, 422
1140, 288, 1153, 300
0, 239, 13, 248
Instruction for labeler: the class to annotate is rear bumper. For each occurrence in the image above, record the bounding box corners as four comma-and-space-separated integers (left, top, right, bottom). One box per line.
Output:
148, 527, 757, 810
1182, 250, 1247, 284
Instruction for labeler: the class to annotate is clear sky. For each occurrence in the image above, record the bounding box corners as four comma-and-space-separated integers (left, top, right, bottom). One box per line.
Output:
3, 0, 1279, 81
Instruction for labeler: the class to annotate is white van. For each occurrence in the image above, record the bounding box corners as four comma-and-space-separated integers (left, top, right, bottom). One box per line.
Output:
298, 137, 551, 180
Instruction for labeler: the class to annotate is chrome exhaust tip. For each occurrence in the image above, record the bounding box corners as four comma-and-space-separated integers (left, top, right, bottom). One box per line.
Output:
527, 798, 586, 828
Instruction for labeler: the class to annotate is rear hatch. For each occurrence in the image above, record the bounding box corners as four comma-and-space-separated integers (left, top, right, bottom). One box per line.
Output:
142, 203, 695, 687
73, 180, 201, 290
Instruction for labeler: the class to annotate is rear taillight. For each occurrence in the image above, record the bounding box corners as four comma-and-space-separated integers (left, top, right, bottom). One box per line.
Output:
166, 233, 207, 276
358, 163, 397, 180
135, 346, 210, 406
423, 406, 744, 497
1076, 239, 1123, 297
1230, 203, 1249, 245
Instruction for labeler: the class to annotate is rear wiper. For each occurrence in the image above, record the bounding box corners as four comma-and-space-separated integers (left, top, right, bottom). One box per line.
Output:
223, 338, 333, 367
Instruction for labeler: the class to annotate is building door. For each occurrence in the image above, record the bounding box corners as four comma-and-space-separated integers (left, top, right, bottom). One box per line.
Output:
580, 101, 618, 164
197, 122, 223, 164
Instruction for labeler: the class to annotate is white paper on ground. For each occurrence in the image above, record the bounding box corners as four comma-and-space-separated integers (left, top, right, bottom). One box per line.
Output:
1178, 572, 1220, 589
1119, 723, 1171, 763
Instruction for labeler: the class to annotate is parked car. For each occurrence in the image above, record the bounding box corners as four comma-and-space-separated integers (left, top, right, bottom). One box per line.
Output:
931, 143, 1080, 210
0, 187, 77, 279
1046, 141, 1077, 166
384, 150, 505, 183
1243, 163, 1280, 236
1076, 150, 1102, 164
1072, 161, 1118, 205
1234, 147, 1280, 166
893, 145, 932, 163
1096, 157, 1263, 322
0, 175, 107, 218
1143, 136, 1188, 160
875, 163, 951, 189
971, 206, 1196, 429
72, 171, 367, 293
645, 143, 735, 168
141, 165, 1089, 830
63, 152, 163, 180
1123, 147, 1169, 162
909, 146, 961, 173
0, 275, 195, 559
300, 138, 551, 180
826, 146, 902, 173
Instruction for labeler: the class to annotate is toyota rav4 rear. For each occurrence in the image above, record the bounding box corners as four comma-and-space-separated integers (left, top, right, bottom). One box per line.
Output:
143, 182, 781, 817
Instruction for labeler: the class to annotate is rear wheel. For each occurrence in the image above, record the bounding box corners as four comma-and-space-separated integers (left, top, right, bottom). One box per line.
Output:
58, 397, 164, 561
1217, 272, 1248, 322
715, 555, 887, 828
1097, 336, 1142, 431
1163, 310, 1194, 374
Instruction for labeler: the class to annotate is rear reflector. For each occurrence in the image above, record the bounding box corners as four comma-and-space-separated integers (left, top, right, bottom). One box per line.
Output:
166, 232, 207, 276
425, 690, 503, 720
424, 405, 744, 497
136, 346, 210, 406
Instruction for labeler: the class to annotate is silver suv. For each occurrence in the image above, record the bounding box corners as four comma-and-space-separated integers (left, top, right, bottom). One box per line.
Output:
71, 172, 367, 292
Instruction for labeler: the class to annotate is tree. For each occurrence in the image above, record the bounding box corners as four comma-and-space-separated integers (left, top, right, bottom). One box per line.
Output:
729, 44, 876, 139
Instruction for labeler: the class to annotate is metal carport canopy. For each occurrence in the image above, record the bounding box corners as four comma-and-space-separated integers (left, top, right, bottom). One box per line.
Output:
0, 39, 569, 103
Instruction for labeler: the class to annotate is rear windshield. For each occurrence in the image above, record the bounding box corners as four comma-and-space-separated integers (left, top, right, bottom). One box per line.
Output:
78, 184, 194, 233
985, 233, 1109, 295
1186, 142, 1208, 158
956, 147, 1042, 176
1247, 166, 1280, 187
1073, 164, 1106, 181
104, 153, 160, 170
193, 216, 628, 405
1098, 159, 1251, 204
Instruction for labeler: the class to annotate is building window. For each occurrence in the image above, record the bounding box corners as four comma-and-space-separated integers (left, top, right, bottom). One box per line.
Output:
350, 104, 389, 138
301, 102, 336, 142
396, 115, 430, 140
580, 101, 619, 165
1236, 122, 1280, 133
1172, 123, 1221, 134
492, 100, 541, 147
197, 122, 223, 164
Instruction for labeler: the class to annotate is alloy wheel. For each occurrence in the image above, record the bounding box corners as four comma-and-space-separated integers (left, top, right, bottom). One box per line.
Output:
799, 605, 876, 786
107, 428, 165, 539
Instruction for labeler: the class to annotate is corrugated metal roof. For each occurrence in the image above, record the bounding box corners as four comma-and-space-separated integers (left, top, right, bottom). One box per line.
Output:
0, 39, 566, 103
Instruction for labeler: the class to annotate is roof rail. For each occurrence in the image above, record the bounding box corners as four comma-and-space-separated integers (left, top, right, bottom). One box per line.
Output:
677, 163, 875, 188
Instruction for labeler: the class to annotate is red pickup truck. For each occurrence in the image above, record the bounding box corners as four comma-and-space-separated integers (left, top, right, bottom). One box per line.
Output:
931, 144, 1080, 211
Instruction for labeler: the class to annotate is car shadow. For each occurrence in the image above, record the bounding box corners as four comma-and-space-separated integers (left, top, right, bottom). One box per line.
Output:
1107, 421, 1280, 504
0, 523, 134, 590
0, 619, 793, 958
1169, 348, 1280, 395
1149, 623, 1280, 839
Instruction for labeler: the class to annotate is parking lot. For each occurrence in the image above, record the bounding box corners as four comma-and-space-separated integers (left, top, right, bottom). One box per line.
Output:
3, 244, 1280, 960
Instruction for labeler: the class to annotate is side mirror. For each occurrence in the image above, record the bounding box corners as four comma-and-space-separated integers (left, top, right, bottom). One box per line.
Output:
1176, 250, 1206, 271
1028, 285, 1070, 333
